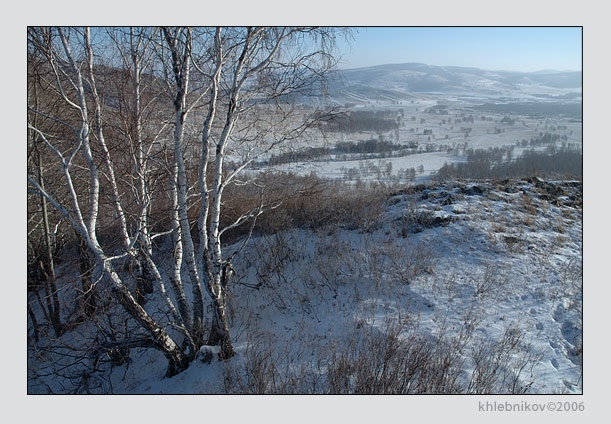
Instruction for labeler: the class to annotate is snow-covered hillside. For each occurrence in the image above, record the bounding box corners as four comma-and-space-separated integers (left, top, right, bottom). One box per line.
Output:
328, 63, 582, 102
28, 177, 582, 394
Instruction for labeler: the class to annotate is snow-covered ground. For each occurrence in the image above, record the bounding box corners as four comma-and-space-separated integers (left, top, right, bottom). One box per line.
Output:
27, 177, 582, 395
26, 78, 584, 398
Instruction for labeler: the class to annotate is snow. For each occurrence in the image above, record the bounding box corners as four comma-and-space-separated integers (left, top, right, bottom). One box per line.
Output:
27, 178, 583, 396
22, 64, 591, 420
244, 93, 582, 188
27, 85, 584, 398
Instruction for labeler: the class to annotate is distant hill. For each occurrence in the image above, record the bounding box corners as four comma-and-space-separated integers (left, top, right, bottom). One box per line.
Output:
323, 63, 582, 104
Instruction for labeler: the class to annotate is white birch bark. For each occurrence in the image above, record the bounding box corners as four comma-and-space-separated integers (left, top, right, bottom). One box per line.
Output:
56, 28, 100, 248
84, 28, 132, 251
163, 27, 207, 344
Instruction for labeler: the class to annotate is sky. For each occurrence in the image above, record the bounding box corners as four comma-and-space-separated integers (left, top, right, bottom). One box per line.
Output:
335, 27, 582, 72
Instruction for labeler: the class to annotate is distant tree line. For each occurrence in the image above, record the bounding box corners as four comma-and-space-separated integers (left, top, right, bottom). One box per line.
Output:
313, 109, 400, 133
334, 139, 402, 154
472, 102, 582, 120
267, 139, 405, 166
434, 146, 582, 181
263, 138, 472, 168
517, 132, 568, 148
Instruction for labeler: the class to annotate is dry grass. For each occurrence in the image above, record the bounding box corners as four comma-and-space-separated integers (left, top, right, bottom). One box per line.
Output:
221, 313, 541, 394
219, 172, 387, 241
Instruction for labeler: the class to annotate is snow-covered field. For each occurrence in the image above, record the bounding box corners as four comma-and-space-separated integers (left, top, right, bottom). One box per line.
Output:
252, 94, 582, 185
28, 177, 582, 395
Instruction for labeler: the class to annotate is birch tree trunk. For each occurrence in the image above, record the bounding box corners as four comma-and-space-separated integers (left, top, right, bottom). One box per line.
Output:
162, 26, 207, 349
195, 26, 344, 359
107, 27, 161, 304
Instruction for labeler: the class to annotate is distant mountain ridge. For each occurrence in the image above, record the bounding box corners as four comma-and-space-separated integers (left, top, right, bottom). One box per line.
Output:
325, 63, 582, 103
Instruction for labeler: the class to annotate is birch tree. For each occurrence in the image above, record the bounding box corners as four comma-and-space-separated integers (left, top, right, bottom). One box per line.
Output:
27, 26, 346, 377
28, 27, 191, 376
191, 26, 346, 358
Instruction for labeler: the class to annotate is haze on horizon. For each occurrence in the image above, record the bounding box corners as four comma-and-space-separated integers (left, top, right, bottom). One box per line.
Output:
336, 27, 582, 73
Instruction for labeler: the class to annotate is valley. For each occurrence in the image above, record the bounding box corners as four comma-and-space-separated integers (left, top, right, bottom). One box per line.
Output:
247, 63, 582, 184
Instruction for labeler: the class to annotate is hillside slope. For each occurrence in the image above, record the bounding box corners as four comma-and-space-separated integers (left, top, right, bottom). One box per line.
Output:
27, 177, 582, 394
325, 63, 581, 104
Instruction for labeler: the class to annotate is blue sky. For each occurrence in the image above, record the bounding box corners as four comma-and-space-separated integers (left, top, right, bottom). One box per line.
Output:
336, 27, 582, 72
